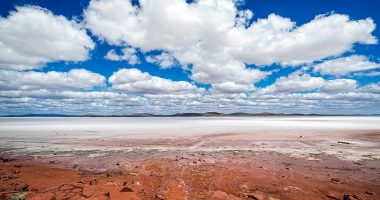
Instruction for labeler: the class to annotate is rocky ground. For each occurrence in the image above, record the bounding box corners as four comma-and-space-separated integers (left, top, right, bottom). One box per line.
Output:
0, 150, 379, 200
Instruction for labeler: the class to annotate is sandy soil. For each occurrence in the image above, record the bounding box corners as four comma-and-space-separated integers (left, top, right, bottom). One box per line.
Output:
1, 149, 379, 200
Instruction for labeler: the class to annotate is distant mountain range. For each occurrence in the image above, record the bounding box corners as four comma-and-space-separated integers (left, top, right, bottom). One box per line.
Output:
1, 112, 378, 117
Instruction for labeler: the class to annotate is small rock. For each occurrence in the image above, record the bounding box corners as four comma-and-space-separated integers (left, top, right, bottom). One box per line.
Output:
326, 194, 340, 200
132, 180, 140, 185
239, 183, 248, 191
120, 186, 133, 192
353, 162, 362, 165
129, 172, 138, 176
49, 161, 56, 164
14, 164, 22, 168
233, 151, 239, 155
89, 178, 98, 185
245, 190, 266, 200
337, 141, 350, 145
343, 194, 363, 200
14, 182, 29, 192
331, 178, 340, 183
155, 191, 165, 200
8, 174, 18, 179
365, 191, 373, 195
103, 191, 110, 198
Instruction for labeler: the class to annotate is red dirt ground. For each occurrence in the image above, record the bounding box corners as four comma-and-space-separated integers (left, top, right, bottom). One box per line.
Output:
1, 150, 379, 200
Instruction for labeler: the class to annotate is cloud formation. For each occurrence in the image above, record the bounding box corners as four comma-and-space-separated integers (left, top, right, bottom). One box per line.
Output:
84, 0, 376, 91
0, 69, 105, 91
105, 47, 140, 64
260, 71, 358, 94
0, 6, 94, 70
109, 68, 199, 94
146, 53, 177, 69
313, 55, 380, 75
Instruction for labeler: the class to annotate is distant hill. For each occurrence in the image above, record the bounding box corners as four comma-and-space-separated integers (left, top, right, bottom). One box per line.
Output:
1, 112, 376, 117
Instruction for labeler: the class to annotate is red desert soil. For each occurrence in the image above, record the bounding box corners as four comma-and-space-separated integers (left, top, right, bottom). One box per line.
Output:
0, 151, 379, 200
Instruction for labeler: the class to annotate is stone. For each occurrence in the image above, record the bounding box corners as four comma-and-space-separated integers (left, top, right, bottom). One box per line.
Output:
120, 186, 133, 192
89, 178, 98, 185
330, 178, 340, 183
337, 141, 350, 145
14, 182, 29, 192
326, 194, 340, 200
103, 191, 110, 198
353, 162, 362, 165
155, 191, 165, 200
245, 190, 266, 200
343, 194, 363, 200
129, 172, 138, 176
8, 174, 18, 179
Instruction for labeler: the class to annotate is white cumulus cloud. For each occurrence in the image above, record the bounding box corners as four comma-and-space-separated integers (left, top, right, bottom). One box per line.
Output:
313, 55, 380, 75
0, 69, 105, 91
109, 68, 199, 94
211, 82, 255, 93
0, 6, 95, 70
261, 72, 326, 93
146, 53, 177, 69
105, 47, 140, 65
321, 79, 357, 92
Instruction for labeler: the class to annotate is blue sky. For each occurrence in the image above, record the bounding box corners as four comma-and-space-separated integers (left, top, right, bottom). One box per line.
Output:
0, 0, 379, 115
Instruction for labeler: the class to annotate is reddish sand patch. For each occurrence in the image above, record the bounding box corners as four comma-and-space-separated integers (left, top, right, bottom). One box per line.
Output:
1, 150, 379, 200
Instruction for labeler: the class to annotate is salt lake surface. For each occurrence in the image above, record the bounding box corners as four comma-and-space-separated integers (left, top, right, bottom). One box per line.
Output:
0, 117, 379, 161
